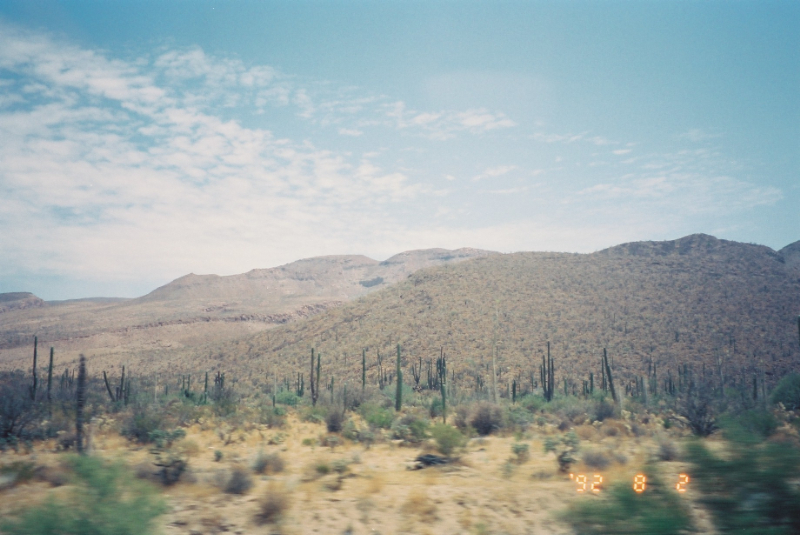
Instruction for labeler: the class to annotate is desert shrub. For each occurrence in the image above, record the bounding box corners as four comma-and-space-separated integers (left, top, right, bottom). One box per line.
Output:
592, 399, 616, 422
657, 438, 679, 461
325, 410, 345, 433
429, 397, 444, 419
563, 467, 693, 535
211, 385, 238, 417
224, 466, 253, 495
274, 390, 299, 406
315, 461, 331, 476
582, 449, 610, 470
548, 396, 592, 422
430, 423, 466, 456
331, 459, 350, 474
453, 405, 471, 431
214, 450, 223, 462
341, 419, 359, 441
685, 432, 800, 534
470, 403, 503, 436
505, 405, 533, 429
0, 455, 166, 535
149, 429, 188, 486
511, 443, 530, 464
255, 484, 290, 525
359, 403, 393, 429
719, 408, 778, 441
391, 412, 429, 444
676, 384, 719, 437
519, 394, 545, 413
300, 405, 327, 424
253, 452, 284, 475
121, 405, 164, 444
0, 372, 45, 441
544, 431, 580, 472
260, 406, 286, 429
0, 461, 37, 490
770, 373, 800, 410
343, 387, 367, 411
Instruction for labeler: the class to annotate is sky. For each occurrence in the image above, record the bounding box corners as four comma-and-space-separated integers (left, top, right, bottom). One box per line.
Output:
0, 1, 797, 300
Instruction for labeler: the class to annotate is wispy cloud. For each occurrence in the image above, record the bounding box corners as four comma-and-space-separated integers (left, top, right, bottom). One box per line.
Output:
472, 165, 517, 182
387, 102, 515, 140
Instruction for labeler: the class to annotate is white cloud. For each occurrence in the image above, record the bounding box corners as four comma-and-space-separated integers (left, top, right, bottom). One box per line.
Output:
679, 128, 722, 143
612, 149, 632, 155
338, 128, 363, 137
472, 165, 517, 181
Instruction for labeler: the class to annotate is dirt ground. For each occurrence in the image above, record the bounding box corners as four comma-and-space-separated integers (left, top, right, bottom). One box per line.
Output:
0, 414, 721, 535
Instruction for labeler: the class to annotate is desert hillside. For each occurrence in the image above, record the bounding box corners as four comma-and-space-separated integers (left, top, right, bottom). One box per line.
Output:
187, 234, 800, 394
0, 248, 494, 370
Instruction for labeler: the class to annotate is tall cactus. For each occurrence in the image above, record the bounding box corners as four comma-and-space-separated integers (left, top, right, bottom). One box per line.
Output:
76, 355, 87, 455
362, 349, 366, 392
30, 336, 38, 401
603, 348, 618, 404
47, 347, 54, 403
438, 348, 447, 423
310, 348, 319, 407
491, 339, 499, 403
395, 344, 402, 411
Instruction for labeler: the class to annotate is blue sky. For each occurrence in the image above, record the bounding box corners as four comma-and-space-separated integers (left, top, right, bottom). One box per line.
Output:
0, 1, 797, 300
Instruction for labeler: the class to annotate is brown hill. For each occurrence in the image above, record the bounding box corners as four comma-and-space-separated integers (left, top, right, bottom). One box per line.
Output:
0, 292, 45, 314
780, 240, 800, 275
0, 248, 494, 370
186, 234, 800, 395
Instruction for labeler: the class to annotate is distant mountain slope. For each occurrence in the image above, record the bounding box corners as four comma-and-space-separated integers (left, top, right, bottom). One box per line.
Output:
202, 234, 800, 393
0, 292, 45, 313
138, 248, 492, 309
780, 240, 800, 275
0, 248, 494, 366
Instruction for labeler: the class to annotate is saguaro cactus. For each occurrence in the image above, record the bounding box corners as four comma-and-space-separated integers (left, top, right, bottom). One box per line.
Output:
310, 348, 319, 407
395, 344, 403, 411
438, 348, 447, 423
30, 336, 38, 400
76, 355, 87, 454
47, 347, 54, 403
362, 349, 366, 392
603, 348, 618, 404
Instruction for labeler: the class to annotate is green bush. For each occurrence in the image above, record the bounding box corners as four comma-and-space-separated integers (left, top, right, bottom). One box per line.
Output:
300, 405, 327, 424
770, 373, 800, 411
260, 406, 286, 429
359, 403, 393, 429
685, 433, 800, 534
505, 405, 533, 429
391, 413, 429, 444
275, 390, 300, 407
544, 431, 580, 472
563, 467, 693, 535
121, 405, 164, 444
430, 423, 466, 456
511, 443, 530, 464
719, 408, 778, 441
0, 455, 166, 535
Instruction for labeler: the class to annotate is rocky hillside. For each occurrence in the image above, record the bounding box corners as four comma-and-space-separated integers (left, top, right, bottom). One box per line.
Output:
199, 234, 800, 394
781, 240, 800, 275
0, 248, 494, 369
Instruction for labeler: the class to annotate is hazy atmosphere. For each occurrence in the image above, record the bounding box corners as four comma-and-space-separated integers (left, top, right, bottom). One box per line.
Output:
1, 1, 797, 299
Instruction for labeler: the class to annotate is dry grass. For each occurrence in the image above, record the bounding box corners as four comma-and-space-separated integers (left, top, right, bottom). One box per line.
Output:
255, 483, 291, 525
401, 489, 438, 522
